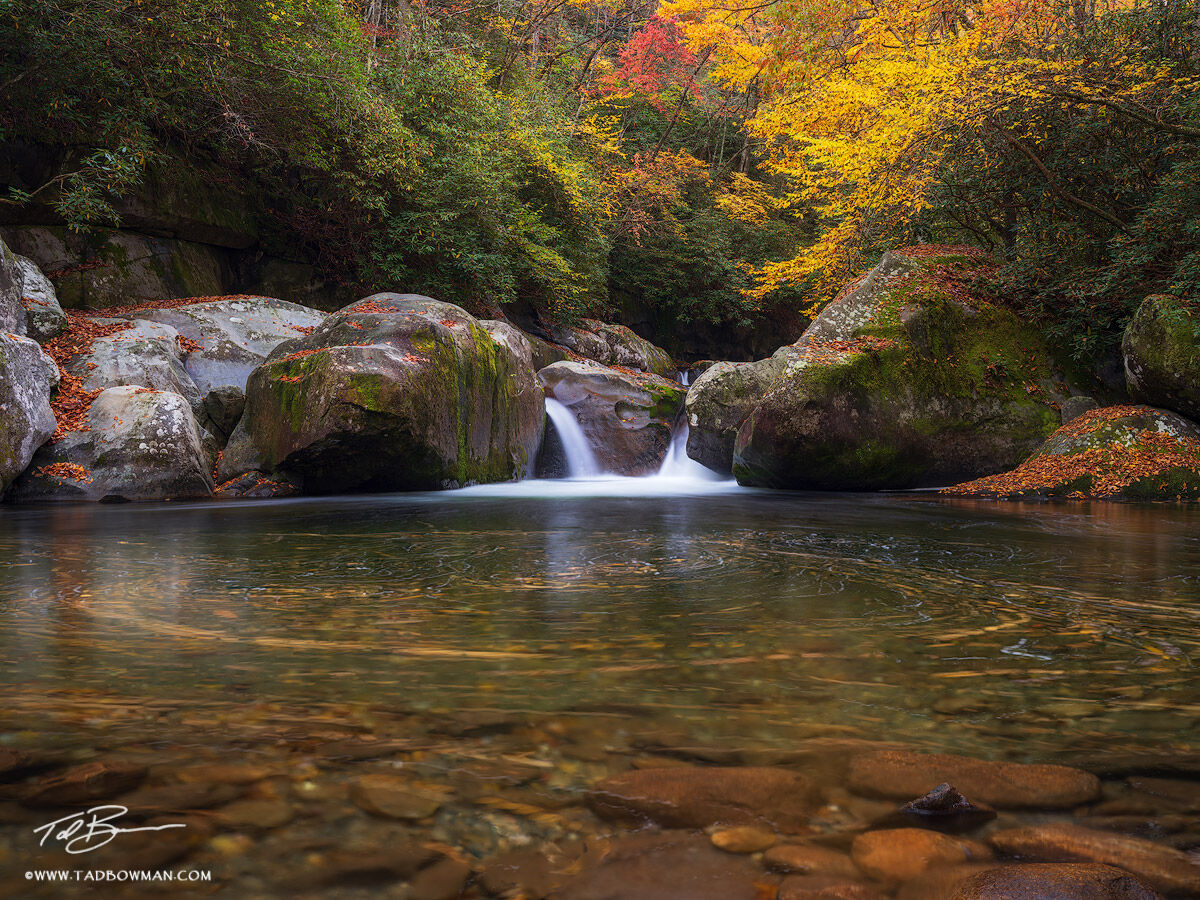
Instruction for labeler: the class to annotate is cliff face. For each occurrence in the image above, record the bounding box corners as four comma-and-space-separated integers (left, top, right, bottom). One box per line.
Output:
0, 148, 354, 312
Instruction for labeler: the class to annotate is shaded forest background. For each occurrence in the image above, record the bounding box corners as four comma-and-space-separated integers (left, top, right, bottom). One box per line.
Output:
0, 0, 1197, 363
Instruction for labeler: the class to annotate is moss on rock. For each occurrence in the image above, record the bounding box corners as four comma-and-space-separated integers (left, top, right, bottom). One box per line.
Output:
1123, 294, 1200, 420
732, 247, 1069, 490
944, 405, 1200, 501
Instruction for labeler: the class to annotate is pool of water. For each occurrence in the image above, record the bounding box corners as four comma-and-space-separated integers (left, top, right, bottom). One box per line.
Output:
3, 486, 1198, 760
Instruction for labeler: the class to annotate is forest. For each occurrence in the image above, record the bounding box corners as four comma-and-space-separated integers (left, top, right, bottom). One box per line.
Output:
2, 0, 1196, 364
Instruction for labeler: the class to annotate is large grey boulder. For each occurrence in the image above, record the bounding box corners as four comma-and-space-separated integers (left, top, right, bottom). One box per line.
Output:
11, 386, 212, 502
685, 355, 786, 473
68, 319, 202, 412
11, 253, 67, 341
218, 294, 543, 493
731, 248, 1068, 489
0, 332, 59, 495
133, 296, 325, 394
548, 319, 674, 377
538, 360, 685, 476
0, 236, 25, 335
1123, 294, 1200, 420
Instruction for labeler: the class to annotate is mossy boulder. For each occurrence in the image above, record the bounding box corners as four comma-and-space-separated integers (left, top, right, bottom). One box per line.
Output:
732, 248, 1069, 490
0, 332, 58, 495
685, 355, 787, 474
1123, 294, 1200, 420
944, 405, 1200, 501
11, 386, 212, 502
217, 294, 543, 493
538, 360, 685, 475
548, 319, 674, 377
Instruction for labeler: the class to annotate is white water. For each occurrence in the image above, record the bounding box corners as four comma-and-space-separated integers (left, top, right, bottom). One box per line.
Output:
544, 398, 601, 478
457, 394, 737, 498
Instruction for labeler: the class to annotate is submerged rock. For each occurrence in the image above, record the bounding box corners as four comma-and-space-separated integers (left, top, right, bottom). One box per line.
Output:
0, 332, 58, 495
944, 405, 1200, 501
587, 765, 818, 831
548, 318, 675, 377
846, 749, 1100, 809
219, 294, 543, 493
850, 828, 991, 884
871, 782, 997, 833
539, 360, 685, 476
1123, 294, 1200, 420
731, 247, 1069, 489
553, 831, 773, 900
12, 386, 213, 502
899, 863, 1163, 900
989, 823, 1200, 896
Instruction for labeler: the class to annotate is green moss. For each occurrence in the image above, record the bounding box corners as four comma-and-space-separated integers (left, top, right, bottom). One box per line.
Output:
1123, 466, 1200, 500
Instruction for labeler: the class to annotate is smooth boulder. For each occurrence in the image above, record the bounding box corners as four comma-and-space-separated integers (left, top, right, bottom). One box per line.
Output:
587, 765, 818, 831
989, 823, 1200, 896
548, 318, 675, 377
899, 863, 1163, 900
846, 749, 1100, 809
0, 235, 25, 334
0, 332, 59, 495
218, 294, 543, 493
732, 248, 1068, 489
134, 296, 324, 394
68, 319, 203, 412
944, 405, 1200, 501
685, 355, 786, 473
10, 250, 68, 341
12, 386, 213, 502
1123, 294, 1200, 420
539, 360, 685, 475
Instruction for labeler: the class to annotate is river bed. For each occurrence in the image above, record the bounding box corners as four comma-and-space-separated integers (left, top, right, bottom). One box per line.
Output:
2, 485, 1198, 896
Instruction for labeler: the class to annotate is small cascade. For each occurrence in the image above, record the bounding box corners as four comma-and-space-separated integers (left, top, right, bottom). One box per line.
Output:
679, 369, 691, 387
656, 419, 721, 481
544, 398, 602, 478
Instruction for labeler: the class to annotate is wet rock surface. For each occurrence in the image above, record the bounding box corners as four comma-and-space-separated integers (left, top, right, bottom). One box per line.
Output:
847, 749, 1101, 808
587, 765, 818, 830
0, 694, 1197, 900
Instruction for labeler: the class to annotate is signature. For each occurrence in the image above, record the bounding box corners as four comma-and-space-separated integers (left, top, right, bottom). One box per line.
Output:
33, 806, 186, 854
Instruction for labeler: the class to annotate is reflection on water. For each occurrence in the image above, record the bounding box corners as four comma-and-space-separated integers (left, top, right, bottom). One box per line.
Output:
2, 491, 1198, 759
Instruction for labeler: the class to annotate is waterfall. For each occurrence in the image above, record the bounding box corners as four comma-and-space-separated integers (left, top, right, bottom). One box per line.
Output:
679, 369, 691, 387
545, 398, 602, 478
656, 419, 721, 480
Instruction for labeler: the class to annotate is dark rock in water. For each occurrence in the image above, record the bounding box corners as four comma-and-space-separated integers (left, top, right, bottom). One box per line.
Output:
21, 761, 148, 807
988, 823, 1200, 896
872, 782, 997, 833
200, 385, 245, 445
847, 749, 1100, 809
551, 831, 776, 900
219, 294, 543, 493
538, 360, 685, 476
587, 765, 817, 831
899, 863, 1163, 900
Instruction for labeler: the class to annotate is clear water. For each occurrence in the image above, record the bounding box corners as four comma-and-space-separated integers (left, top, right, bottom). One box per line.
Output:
2, 489, 1198, 762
